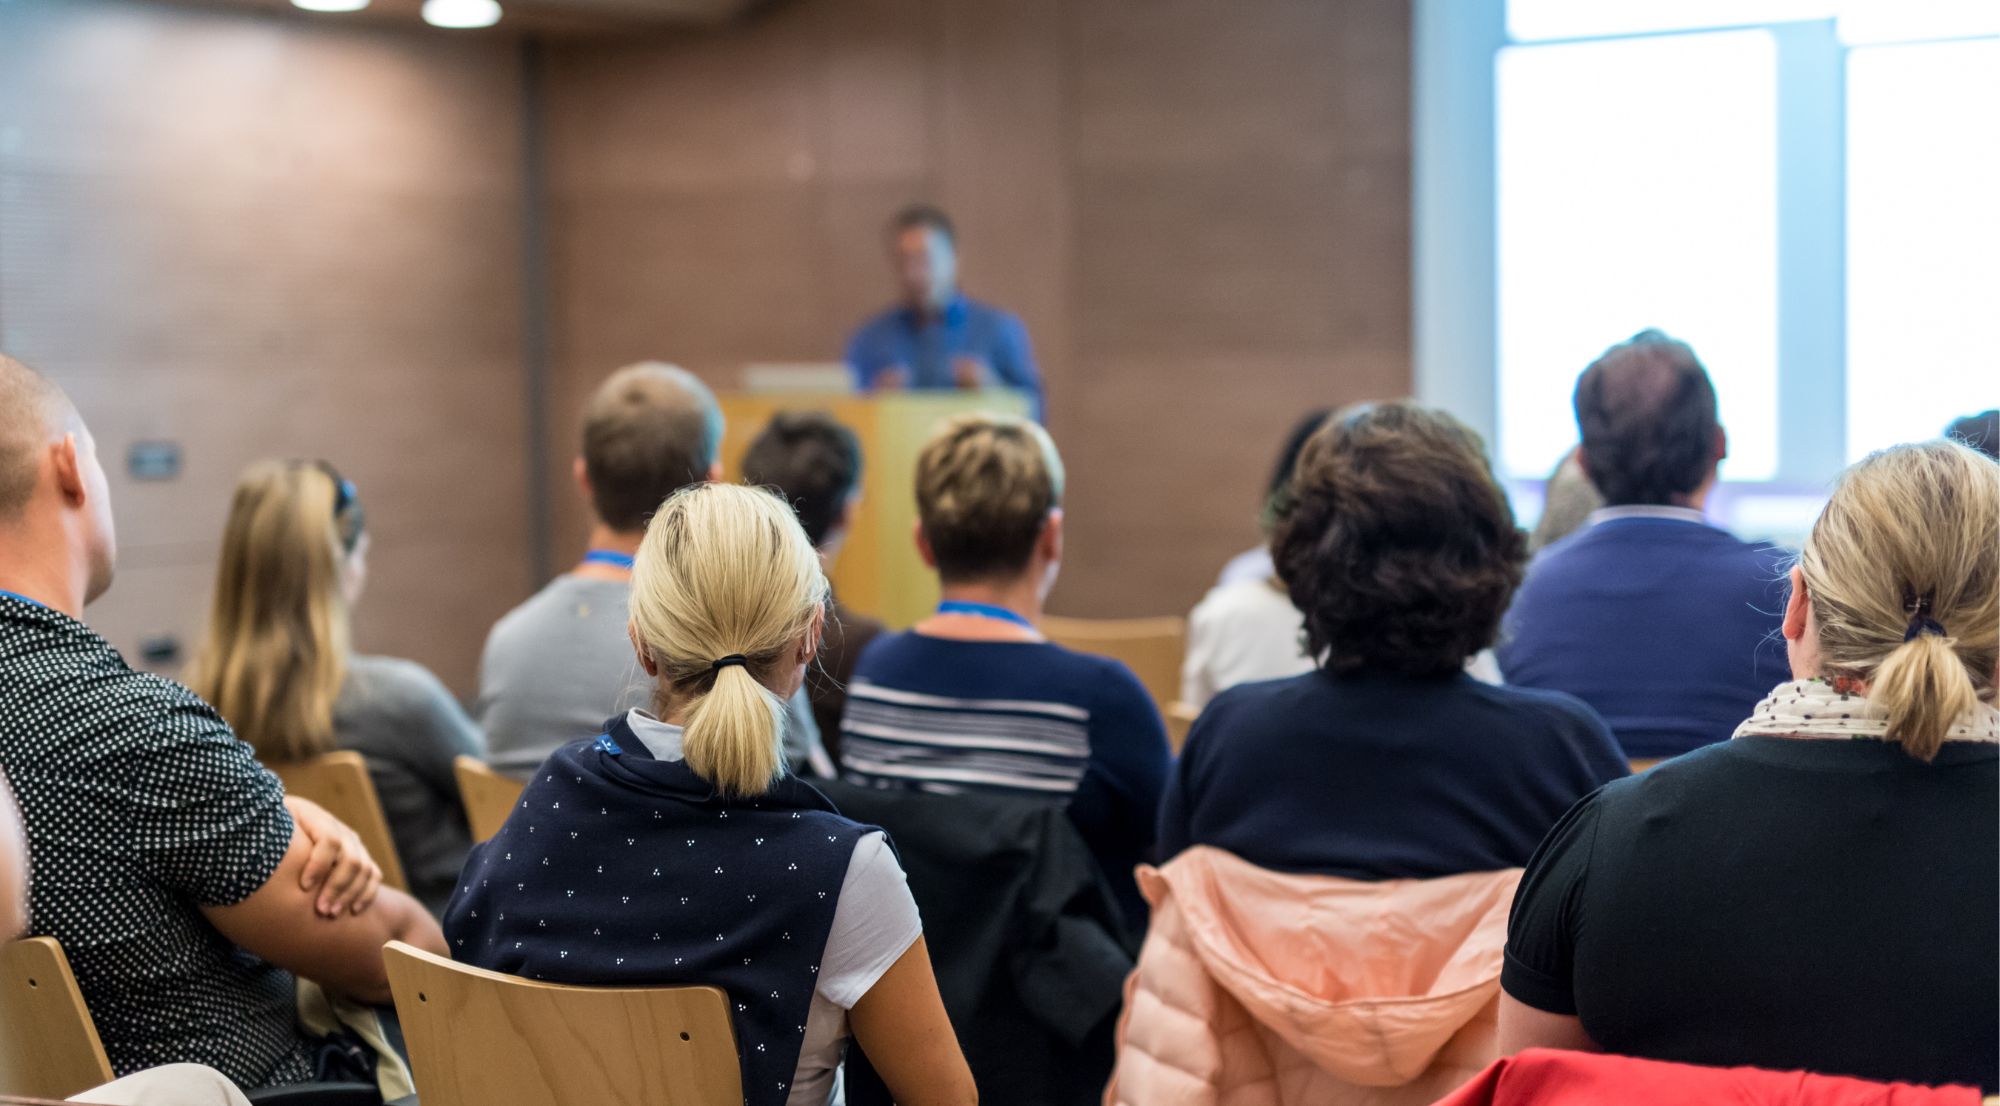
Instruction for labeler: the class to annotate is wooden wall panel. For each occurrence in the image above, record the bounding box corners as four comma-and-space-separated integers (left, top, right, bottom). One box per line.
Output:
0, 0, 531, 694
539, 0, 1412, 620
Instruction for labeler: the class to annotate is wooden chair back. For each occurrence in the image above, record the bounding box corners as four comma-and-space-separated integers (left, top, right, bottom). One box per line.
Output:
1040, 615, 1187, 710
1628, 758, 1663, 774
0, 938, 114, 1100
383, 941, 741, 1106
454, 756, 525, 845
269, 751, 409, 893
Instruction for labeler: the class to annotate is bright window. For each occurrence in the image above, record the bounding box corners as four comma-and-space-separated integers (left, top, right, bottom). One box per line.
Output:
1844, 37, 2000, 461
1495, 31, 1780, 481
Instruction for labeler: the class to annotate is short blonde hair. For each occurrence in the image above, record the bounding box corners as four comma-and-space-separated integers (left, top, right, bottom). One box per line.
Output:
1800, 440, 1999, 760
629, 483, 827, 796
914, 414, 1064, 583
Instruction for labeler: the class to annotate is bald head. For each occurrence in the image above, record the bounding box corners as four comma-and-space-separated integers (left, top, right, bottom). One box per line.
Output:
1571, 329, 1723, 506
0, 354, 74, 524
580, 362, 724, 532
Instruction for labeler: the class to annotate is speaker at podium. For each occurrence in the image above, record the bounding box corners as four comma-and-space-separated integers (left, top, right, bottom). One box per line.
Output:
720, 367, 1033, 628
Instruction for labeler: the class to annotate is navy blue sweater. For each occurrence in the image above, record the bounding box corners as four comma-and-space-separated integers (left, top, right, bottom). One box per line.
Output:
444, 715, 871, 1106
1160, 669, 1628, 878
1498, 514, 1791, 759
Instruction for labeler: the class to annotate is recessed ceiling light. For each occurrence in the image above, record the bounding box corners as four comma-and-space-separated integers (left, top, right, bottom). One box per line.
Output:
421, 0, 502, 28
292, 0, 369, 11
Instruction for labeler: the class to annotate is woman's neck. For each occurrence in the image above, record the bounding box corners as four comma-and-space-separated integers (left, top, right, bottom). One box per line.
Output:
917, 575, 1046, 641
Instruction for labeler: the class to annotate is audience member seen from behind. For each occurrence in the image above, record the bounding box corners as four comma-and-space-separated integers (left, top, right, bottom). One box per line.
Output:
0, 771, 260, 1106
186, 461, 485, 914
1180, 409, 1328, 710
839, 415, 1170, 925
741, 411, 886, 763
1498, 330, 1790, 760
447, 483, 975, 1106
1160, 402, 1628, 878
476, 362, 826, 777
1500, 439, 1999, 1092
1528, 446, 1604, 554
1947, 409, 1998, 460
0, 355, 445, 1089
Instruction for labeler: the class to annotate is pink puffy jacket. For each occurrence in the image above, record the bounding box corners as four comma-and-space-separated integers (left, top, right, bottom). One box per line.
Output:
1105, 846, 1522, 1106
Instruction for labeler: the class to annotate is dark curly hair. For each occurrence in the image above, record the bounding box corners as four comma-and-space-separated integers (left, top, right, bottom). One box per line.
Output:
741, 410, 863, 548
1272, 402, 1527, 677
1572, 329, 1720, 506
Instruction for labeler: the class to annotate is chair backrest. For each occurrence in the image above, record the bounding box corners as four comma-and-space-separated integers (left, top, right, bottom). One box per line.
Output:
1163, 701, 1200, 755
1628, 758, 1663, 774
269, 751, 409, 893
1040, 614, 1187, 710
454, 756, 525, 845
382, 941, 741, 1106
0, 937, 114, 1100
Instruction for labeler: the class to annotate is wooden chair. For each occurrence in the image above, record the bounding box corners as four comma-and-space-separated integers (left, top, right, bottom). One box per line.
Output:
1040, 615, 1187, 711
382, 941, 740, 1106
1164, 701, 1200, 756
0, 937, 114, 1100
270, 751, 409, 893
454, 756, 525, 845
1628, 758, 1663, 774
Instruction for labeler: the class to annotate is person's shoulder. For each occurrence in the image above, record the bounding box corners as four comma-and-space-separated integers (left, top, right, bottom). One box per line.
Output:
1470, 679, 1609, 731
345, 654, 459, 713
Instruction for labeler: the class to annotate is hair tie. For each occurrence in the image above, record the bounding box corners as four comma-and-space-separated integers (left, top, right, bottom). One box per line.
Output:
1904, 618, 1947, 642
1901, 585, 1944, 642
709, 654, 749, 673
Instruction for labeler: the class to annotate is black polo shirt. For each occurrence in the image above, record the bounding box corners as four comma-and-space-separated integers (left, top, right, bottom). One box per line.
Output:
0, 591, 311, 1086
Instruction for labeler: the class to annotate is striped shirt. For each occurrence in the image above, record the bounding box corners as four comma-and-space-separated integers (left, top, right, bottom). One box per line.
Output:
837, 632, 1170, 923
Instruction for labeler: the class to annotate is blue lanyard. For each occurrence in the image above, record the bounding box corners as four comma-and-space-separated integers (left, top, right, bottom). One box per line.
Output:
0, 589, 44, 610
582, 549, 635, 571
936, 600, 1035, 631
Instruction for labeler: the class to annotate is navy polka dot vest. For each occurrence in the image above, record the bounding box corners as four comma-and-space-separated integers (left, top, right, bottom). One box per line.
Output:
444, 714, 868, 1106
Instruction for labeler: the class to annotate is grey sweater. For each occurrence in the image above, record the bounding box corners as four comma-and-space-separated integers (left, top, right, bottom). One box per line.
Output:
333, 655, 485, 914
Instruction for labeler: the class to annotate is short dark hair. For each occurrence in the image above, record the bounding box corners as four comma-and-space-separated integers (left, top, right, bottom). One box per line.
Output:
740, 411, 864, 548
1273, 402, 1527, 677
581, 363, 723, 532
915, 414, 1063, 584
890, 204, 955, 246
1946, 409, 1999, 461
1260, 408, 1333, 530
1572, 329, 1720, 506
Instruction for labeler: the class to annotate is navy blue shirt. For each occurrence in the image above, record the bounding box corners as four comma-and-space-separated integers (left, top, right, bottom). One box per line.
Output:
845, 295, 1042, 416
839, 632, 1169, 923
1497, 509, 1792, 759
1159, 668, 1628, 878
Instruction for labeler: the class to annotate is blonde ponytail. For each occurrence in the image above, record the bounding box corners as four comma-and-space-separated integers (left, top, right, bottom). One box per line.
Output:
1798, 440, 1999, 761
628, 483, 827, 797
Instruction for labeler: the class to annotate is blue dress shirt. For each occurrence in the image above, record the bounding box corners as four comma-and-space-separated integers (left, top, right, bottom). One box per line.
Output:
845, 295, 1043, 416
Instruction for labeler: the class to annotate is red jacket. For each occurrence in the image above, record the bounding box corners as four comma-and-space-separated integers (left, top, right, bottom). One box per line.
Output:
1435, 1049, 1985, 1106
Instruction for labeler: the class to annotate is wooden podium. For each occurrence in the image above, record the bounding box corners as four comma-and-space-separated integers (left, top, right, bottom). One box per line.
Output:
717, 389, 1033, 628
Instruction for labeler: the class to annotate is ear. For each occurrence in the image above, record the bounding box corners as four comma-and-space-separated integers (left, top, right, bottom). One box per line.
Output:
628, 620, 659, 678
51, 434, 87, 508
1713, 426, 1729, 465
1572, 445, 1593, 487
799, 603, 826, 666
1782, 565, 1809, 642
914, 521, 938, 570
705, 460, 724, 483
1038, 508, 1064, 565
572, 456, 591, 499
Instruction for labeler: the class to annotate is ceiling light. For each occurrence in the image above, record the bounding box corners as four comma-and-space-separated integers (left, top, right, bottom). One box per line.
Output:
422, 0, 502, 28
291, 0, 369, 11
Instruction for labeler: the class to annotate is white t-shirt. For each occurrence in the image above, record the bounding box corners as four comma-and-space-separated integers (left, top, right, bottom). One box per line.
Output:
1181, 576, 1314, 709
625, 710, 924, 1105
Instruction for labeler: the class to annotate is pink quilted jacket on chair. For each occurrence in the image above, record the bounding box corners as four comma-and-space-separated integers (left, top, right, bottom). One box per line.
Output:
1105, 846, 1523, 1106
